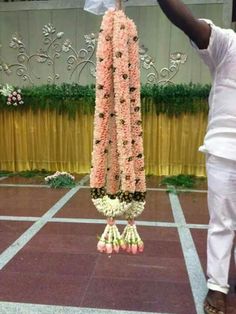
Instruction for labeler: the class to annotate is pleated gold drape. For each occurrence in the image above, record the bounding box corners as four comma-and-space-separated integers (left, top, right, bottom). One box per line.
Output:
143, 102, 207, 176
0, 104, 207, 176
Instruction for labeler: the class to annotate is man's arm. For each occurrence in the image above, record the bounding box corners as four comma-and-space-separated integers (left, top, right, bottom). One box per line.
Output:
157, 0, 211, 49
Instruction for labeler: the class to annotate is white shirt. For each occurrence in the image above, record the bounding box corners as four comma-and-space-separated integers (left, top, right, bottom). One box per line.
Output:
193, 20, 236, 161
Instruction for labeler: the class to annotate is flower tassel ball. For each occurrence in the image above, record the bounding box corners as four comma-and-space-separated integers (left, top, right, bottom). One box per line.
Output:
90, 8, 146, 255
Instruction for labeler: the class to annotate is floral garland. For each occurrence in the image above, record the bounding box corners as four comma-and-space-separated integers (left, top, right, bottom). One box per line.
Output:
90, 9, 146, 255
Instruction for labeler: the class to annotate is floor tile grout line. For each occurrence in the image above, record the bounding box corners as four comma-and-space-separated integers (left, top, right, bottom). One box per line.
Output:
168, 189, 207, 314
0, 175, 89, 270
78, 186, 208, 193
176, 189, 207, 193
147, 187, 207, 193
51, 218, 178, 227
0, 184, 50, 188
0, 216, 39, 222
79, 248, 99, 307
0, 183, 208, 193
50, 218, 210, 230
187, 223, 209, 230
0, 215, 210, 229
0, 301, 170, 314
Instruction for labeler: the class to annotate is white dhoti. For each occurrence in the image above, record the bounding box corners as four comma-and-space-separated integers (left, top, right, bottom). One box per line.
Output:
206, 154, 236, 294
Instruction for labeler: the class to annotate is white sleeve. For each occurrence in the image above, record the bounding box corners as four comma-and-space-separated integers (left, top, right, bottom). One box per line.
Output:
192, 20, 232, 71
84, 0, 116, 15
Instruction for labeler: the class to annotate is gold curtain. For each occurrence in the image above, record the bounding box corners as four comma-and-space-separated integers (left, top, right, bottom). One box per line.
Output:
0, 104, 207, 176
143, 102, 207, 176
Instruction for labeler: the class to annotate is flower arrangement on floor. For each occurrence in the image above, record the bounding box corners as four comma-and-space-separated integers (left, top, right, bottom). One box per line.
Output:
0, 84, 24, 106
45, 171, 75, 188
90, 7, 146, 255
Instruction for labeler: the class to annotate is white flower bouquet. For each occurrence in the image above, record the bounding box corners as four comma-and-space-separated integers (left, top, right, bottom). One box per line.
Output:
0, 84, 24, 106
45, 171, 75, 188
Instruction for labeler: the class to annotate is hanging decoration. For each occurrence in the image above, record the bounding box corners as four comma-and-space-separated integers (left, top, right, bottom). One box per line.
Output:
90, 2, 146, 255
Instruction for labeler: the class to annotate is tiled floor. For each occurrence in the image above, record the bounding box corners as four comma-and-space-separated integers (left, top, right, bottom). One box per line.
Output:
0, 221, 33, 253
0, 175, 235, 314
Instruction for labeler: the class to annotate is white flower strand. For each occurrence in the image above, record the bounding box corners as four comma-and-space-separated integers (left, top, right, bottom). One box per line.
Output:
92, 196, 132, 218
121, 222, 144, 254
123, 200, 146, 220
97, 221, 124, 254
45, 171, 75, 182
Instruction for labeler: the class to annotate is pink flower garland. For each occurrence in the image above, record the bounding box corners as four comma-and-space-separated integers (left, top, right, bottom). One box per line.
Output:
113, 10, 135, 194
91, 10, 114, 190
122, 16, 146, 221
90, 9, 146, 254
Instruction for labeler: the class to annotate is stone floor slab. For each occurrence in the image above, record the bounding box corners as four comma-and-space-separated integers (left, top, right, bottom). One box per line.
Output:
0, 187, 67, 217
0, 221, 33, 254
81, 277, 196, 314
179, 192, 209, 225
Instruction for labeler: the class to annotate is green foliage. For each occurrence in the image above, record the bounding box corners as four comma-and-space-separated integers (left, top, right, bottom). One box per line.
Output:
0, 170, 13, 177
17, 169, 53, 178
0, 83, 96, 118
0, 83, 210, 117
141, 83, 210, 116
0, 169, 53, 178
45, 173, 76, 189
161, 174, 196, 189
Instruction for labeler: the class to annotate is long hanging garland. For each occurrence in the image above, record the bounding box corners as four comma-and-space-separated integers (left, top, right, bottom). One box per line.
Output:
90, 8, 146, 255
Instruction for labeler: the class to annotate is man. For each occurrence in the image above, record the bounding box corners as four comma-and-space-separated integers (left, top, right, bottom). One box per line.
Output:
156, 1, 236, 314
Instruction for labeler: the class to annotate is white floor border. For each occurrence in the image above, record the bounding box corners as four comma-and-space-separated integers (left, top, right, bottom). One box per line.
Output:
0, 215, 209, 229
0, 301, 173, 314
168, 188, 207, 314
0, 183, 208, 193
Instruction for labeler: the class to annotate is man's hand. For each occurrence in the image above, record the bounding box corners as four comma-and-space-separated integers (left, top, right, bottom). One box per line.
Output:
157, 0, 211, 49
